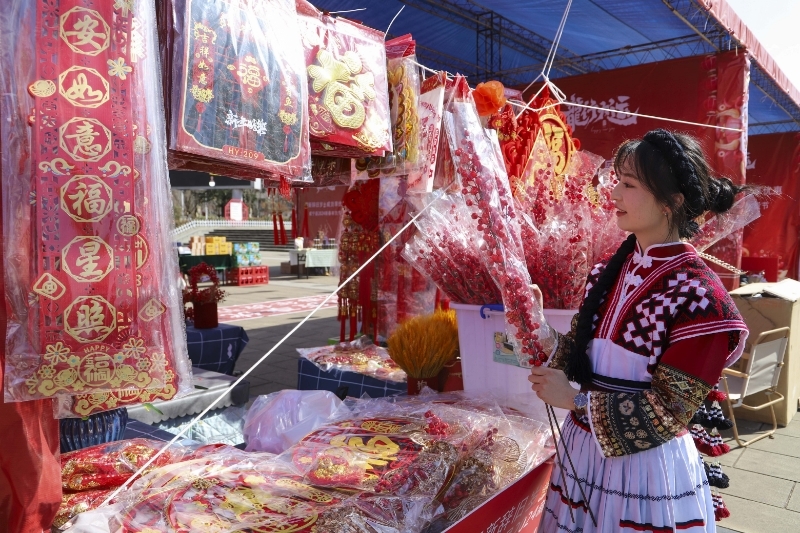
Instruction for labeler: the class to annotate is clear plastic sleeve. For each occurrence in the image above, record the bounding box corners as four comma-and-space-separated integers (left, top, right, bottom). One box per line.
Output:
407, 73, 447, 193
442, 78, 555, 366
692, 193, 762, 252
243, 390, 346, 454
4, 0, 191, 409
297, 338, 407, 383
167, 0, 311, 180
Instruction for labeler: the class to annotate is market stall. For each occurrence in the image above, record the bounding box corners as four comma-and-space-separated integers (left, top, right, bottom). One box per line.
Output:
3, 0, 799, 532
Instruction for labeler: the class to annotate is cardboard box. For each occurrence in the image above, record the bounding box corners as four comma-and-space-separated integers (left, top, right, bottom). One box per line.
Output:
444, 457, 553, 533
205, 243, 219, 255
220, 242, 233, 255
234, 243, 248, 254
728, 279, 800, 426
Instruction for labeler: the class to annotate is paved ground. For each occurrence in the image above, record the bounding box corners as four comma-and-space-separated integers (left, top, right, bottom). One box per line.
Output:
223, 252, 799, 533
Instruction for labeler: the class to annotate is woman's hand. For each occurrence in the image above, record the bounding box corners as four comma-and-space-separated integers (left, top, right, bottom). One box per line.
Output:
528, 366, 578, 410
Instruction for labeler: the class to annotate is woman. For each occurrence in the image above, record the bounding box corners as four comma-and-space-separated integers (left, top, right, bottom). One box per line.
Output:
530, 129, 748, 532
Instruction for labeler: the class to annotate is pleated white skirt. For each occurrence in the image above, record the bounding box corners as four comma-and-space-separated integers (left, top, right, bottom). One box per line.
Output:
540, 414, 715, 533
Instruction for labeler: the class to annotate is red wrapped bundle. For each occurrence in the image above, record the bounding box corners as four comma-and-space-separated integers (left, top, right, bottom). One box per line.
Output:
296, 0, 392, 157
288, 416, 461, 495
60, 439, 188, 493
53, 489, 112, 529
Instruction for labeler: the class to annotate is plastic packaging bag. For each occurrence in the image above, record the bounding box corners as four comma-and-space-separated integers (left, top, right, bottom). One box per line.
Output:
167, 0, 311, 180
297, 0, 392, 156
443, 77, 555, 366
4, 0, 191, 408
244, 390, 345, 453
298, 339, 407, 383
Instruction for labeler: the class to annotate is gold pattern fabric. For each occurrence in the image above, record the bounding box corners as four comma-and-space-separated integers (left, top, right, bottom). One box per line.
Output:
589, 363, 712, 458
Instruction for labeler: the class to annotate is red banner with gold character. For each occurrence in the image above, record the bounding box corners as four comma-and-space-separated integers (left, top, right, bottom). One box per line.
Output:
4, 0, 185, 404
742, 132, 800, 280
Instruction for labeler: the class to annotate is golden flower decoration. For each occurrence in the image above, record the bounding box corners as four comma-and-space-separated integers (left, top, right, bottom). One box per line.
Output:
113, 352, 126, 364
122, 337, 146, 359
67, 354, 81, 367
38, 365, 56, 379
136, 359, 151, 371
44, 342, 70, 364
107, 58, 133, 80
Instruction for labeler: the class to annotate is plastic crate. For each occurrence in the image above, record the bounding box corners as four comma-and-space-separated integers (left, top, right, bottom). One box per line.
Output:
451, 303, 576, 401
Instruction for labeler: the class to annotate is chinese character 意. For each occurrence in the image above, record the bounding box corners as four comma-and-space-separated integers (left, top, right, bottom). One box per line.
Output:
64, 121, 102, 158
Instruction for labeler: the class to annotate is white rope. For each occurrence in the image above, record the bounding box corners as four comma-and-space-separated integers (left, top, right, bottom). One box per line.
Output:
521, 0, 573, 96
544, 0, 574, 78
98, 189, 443, 508
385, 5, 404, 36
410, 59, 454, 80
327, 8, 367, 15
559, 100, 744, 132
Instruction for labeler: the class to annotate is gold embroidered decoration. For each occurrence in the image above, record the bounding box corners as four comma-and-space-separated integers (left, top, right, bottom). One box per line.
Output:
107, 57, 133, 80
62, 236, 114, 283
32, 273, 67, 301
116, 215, 141, 236
307, 49, 376, 130
28, 80, 57, 98
98, 161, 132, 178
39, 157, 74, 176
651, 364, 711, 426
138, 299, 166, 322
60, 175, 113, 223
63, 296, 117, 344
132, 135, 151, 154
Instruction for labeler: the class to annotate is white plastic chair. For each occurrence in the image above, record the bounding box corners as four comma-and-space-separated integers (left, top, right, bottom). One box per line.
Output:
722, 327, 790, 447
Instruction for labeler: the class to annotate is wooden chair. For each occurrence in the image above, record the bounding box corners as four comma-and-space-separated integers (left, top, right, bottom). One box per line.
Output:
722, 327, 790, 447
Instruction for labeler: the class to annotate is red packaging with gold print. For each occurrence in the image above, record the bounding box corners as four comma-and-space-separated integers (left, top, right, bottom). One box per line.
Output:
4, 0, 192, 410
168, 0, 311, 180
296, 0, 392, 156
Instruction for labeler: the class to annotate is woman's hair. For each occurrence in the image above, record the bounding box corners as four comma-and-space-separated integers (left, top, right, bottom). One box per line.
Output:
564, 129, 747, 385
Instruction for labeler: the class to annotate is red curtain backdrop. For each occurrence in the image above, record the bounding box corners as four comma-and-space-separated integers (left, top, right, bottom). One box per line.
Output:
526, 50, 749, 287
742, 132, 800, 280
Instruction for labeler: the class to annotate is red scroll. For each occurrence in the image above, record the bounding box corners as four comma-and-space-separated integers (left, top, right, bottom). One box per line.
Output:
5, 0, 191, 410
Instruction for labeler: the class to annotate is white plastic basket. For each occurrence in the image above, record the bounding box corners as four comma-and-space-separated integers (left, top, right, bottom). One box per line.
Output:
451, 303, 576, 401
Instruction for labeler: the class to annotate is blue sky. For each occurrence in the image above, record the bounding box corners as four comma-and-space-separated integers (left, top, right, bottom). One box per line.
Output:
726, 0, 800, 91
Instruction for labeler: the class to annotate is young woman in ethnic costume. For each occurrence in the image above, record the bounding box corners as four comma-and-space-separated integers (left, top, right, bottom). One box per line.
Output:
530, 129, 748, 532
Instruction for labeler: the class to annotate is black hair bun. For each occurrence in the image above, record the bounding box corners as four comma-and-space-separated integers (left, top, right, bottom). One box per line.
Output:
709, 177, 736, 213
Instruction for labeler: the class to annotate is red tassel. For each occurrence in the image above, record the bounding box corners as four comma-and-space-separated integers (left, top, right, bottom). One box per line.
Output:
291, 205, 297, 240
278, 213, 287, 245
302, 208, 310, 239
707, 382, 727, 402
707, 390, 727, 402
339, 299, 346, 343
713, 493, 730, 521
272, 213, 278, 246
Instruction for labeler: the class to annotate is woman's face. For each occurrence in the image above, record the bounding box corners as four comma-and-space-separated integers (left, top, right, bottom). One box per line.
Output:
611, 162, 670, 238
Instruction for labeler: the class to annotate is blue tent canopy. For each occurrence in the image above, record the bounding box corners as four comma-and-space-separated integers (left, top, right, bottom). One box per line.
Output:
308, 0, 800, 135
